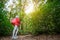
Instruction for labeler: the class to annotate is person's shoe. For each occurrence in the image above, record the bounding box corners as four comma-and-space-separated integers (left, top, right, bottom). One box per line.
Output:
15, 36, 18, 39
12, 36, 18, 39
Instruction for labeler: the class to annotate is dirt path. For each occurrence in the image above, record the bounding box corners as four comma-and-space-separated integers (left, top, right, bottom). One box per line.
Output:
0, 35, 60, 40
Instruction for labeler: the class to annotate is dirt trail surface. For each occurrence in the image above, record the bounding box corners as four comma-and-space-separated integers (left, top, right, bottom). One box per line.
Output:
0, 35, 60, 40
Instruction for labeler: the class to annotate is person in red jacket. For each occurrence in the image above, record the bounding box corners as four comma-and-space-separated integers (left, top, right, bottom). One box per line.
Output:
11, 16, 20, 39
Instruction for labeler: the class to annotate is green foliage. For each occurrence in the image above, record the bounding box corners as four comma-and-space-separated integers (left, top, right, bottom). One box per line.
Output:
0, 0, 60, 36
20, 0, 60, 35
0, 0, 13, 36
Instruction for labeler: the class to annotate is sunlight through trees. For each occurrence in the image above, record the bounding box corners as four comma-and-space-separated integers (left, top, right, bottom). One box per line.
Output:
0, 0, 60, 36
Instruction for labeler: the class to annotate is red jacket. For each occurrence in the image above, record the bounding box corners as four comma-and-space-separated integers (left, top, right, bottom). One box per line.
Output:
11, 18, 20, 26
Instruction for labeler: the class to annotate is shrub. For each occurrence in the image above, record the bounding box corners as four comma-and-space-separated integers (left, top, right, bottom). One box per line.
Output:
20, 0, 60, 35
0, 0, 13, 36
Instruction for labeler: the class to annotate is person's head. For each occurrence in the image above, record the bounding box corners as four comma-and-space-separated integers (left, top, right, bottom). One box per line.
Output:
15, 15, 19, 18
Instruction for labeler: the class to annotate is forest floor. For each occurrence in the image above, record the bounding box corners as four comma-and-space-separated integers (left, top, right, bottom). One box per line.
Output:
0, 34, 60, 40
